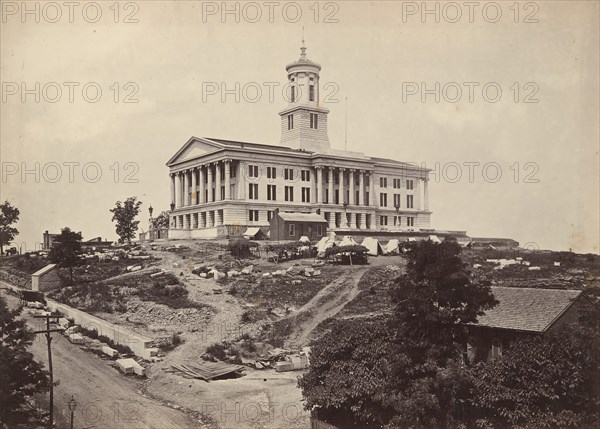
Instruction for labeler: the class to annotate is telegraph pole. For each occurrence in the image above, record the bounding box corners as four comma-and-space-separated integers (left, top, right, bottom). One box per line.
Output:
33, 314, 64, 429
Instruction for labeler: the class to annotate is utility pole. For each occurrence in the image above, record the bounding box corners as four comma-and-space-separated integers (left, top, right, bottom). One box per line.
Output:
33, 314, 64, 429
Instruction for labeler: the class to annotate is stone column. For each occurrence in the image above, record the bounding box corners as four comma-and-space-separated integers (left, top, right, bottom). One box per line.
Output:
309, 168, 315, 204
369, 171, 376, 206
215, 161, 222, 201
183, 171, 189, 206
349, 169, 355, 205
224, 160, 231, 200
359, 212, 366, 229
328, 211, 336, 229
424, 178, 429, 210
184, 214, 190, 229
338, 168, 345, 205
359, 170, 365, 206
198, 166, 205, 204
207, 165, 214, 202
349, 212, 356, 229
316, 167, 323, 204
170, 174, 175, 206
328, 168, 334, 204
191, 168, 197, 205
175, 172, 182, 208
237, 162, 246, 200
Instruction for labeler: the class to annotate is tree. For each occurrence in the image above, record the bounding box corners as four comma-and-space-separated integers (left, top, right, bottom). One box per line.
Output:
151, 210, 170, 230
49, 227, 82, 285
0, 201, 20, 255
110, 197, 142, 244
0, 296, 51, 424
299, 240, 498, 429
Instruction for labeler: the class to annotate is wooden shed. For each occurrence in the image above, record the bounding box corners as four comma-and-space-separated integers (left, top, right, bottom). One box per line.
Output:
269, 210, 327, 242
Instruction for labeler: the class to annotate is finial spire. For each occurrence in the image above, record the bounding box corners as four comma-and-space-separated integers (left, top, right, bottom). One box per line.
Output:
300, 26, 306, 57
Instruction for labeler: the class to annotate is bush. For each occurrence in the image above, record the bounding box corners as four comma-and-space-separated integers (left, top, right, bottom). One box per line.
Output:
227, 239, 258, 259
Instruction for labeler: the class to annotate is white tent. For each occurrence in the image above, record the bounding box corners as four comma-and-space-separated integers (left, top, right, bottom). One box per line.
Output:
384, 239, 400, 255
316, 236, 335, 254
243, 227, 266, 240
361, 237, 385, 256
339, 235, 358, 247
299, 236, 310, 243
428, 235, 441, 243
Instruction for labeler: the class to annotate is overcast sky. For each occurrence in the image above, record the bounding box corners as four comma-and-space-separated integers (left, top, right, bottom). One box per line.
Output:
2, 1, 598, 253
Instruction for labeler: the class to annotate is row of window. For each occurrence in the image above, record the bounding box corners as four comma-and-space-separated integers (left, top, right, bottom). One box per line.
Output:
250, 166, 311, 181
380, 216, 415, 227
252, 184, 311, 202
380, 193, 414, 208
382, 177, 414, 190
286, 113, 319, 130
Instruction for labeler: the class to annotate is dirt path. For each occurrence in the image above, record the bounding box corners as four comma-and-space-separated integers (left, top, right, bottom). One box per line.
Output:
3, 292, 203, 429
283, 265, 371, 348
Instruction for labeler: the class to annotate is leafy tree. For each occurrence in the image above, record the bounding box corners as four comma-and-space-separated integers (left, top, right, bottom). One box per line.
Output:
49, 227, 82, 285
151, 210, 170, 230
299, 240, 498, 429
0, 296, 51, 424
0, 201, 20, 255
110, 197, 142, 244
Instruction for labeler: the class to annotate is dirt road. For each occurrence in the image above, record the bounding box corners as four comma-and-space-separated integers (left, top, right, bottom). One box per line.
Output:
3, 292, 203, 429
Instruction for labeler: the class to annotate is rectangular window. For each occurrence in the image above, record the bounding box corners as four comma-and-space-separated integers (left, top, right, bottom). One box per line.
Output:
267, 210, 274, 222
249, 183, 259, 200
335, 190, 339, 205
267, 184, 277, 201
284, 168, 294, 180
317, 225, 322, 236
310, 113, 318, 129
287, 114, 294, 130
249, 165, 259, 178
407, 194, 414, 209
285, 186, 294, 202
379, 177, 387, 188
267, 166, 276, 179
289, 224, 295, 237
365, 191, 369, 206
220, 186, 225, 200
325, 189, 329, 204
393, 178, 401, 189
291, 86, 296, 103
301, 170, 311, 181
380, 216, 388, 226
407, 217, 414, 227
302, 187, 310, 202
309, 85, 315, 102
407, 179, 414, 190
249, 210, 259, 221
380, 193, 388, 207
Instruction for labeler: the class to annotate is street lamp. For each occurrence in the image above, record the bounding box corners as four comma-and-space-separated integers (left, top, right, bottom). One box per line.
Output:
148, 205, 154, 218
68, 395, 77, 429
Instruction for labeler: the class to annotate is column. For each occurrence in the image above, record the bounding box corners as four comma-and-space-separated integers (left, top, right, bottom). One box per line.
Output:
183, 170, 190, 206
198, 165, 205, 204
424, 178, 429, 210
328, 168, 334, 204
328, 211, 336, 229
237, 162, 246, 200
309, 168, 315, 204
349, 169, 355, 205
359, 212, 366, 229
207, 165, 214, 202
349, 212, 356, 229
215, 161, 222, 201
359, 170, 365, 206
369, 171, 376, 206
175, 173, 182, 208
316, 167, 323, 204
170, 174, 175, 206
224, 160, 231, 200
191, 168, 197, 205
338, 168, 345, 205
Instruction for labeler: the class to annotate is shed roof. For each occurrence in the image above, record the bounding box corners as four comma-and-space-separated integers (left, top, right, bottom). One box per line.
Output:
472, 286, 582, 333
32, 264, 58, 277
277, 212, 327, 223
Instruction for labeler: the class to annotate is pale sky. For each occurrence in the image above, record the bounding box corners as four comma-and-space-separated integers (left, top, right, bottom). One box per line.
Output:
1, 1, 599, 253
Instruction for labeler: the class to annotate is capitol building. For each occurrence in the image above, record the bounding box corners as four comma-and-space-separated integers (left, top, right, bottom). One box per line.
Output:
167, 43, 431, 239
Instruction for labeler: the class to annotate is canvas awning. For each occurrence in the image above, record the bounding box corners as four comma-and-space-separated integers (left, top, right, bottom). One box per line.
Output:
243, 227, 261, 238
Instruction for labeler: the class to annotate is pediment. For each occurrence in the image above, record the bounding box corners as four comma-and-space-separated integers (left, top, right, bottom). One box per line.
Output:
166, 137, 223, 166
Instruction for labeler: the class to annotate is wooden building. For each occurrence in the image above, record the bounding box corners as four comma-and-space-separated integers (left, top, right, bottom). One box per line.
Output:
269, 210, 327, 242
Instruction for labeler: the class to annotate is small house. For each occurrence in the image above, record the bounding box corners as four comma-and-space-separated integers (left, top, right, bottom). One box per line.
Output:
467, 286, 588, 362
31, 264, 62, 292
269, 210, 327, 241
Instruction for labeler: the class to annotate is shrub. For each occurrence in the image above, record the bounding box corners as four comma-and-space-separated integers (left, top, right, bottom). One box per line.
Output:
227, 239, 258, 259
